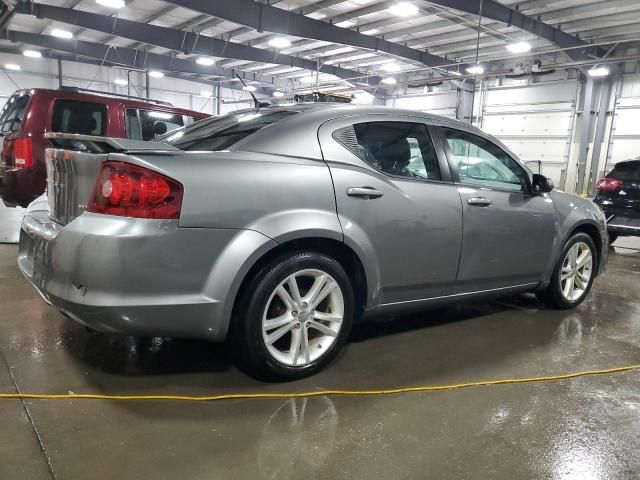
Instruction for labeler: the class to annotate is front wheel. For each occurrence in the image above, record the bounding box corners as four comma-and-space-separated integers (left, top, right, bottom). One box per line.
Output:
233, 251, 354, 381
536, 233, 597, 309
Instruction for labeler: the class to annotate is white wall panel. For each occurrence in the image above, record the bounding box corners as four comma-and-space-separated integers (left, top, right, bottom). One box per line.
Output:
392, 91, 457, 118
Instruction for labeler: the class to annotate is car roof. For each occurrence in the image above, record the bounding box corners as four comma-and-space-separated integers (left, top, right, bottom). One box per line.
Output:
11, 88, 208, 117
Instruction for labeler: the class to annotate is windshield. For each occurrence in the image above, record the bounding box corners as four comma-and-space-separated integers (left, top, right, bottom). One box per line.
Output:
164, 109, 299, 151
0, 93, 31, 134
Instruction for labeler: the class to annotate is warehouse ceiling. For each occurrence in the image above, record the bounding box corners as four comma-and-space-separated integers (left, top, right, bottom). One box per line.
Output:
1, 0, 640, 97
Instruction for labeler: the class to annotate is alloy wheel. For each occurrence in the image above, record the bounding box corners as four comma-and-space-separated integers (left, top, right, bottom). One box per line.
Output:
560, 241, 593, 302
261, 269, 344, 367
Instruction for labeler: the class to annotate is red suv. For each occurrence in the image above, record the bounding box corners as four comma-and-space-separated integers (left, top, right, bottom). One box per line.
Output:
0, 88, 209, 207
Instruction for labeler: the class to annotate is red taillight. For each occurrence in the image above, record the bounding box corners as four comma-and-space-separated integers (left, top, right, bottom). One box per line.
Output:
13, 137, 34, 168
87, 161, 183, 219
595, 178, 622, 191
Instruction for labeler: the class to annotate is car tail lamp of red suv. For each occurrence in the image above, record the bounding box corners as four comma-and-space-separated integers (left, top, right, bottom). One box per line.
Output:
87, 161, 183, 219
595, 178, 623, 191
3, 137, 34, 168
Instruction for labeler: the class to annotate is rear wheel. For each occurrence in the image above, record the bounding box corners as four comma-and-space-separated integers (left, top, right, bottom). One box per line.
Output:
536, 233, 597, 309
233, 251, 354, 381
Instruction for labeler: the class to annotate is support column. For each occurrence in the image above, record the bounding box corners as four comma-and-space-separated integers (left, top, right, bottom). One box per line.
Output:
57, 57, 62, 88
145, 70, 150, 99
455, 79, 475, 124
573, 74, 616, 196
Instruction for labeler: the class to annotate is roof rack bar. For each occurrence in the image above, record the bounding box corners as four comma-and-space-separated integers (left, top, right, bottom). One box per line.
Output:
58, 86, 173, 106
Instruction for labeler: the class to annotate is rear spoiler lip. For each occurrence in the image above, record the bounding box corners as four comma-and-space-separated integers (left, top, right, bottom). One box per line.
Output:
43, 132, 181, 153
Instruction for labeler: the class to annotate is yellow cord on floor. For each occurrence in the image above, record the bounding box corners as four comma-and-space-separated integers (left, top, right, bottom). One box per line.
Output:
0, 364, 638, 402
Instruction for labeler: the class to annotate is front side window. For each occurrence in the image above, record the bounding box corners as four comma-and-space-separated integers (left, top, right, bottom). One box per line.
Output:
52, 100, 107, 136
442, 128, 527, 192
126, 109, 185, 141
333, 121, 441, 180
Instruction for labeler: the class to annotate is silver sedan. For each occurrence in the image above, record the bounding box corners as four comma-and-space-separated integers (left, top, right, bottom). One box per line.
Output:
19, 104, 608, 380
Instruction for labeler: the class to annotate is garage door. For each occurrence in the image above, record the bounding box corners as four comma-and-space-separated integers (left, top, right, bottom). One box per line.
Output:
480, 80, 578, 188
607, 75, 640, 171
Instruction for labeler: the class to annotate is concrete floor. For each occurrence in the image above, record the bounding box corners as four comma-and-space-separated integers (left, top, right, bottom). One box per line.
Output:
1, 239, 640, 479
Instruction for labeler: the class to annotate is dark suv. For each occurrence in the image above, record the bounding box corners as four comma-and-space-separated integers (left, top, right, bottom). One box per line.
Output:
593, 159, 640, 243
0, 88, 209, 207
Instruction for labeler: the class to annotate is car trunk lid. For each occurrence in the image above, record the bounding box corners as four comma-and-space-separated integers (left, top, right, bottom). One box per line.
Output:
44, 132, 180, 225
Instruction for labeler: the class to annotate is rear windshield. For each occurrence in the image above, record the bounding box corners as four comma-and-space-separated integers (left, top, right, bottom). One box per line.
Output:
164, 109, 299, 151
52, 99, 107, 136
609, 161, 640, 181
0, 93, 31, 133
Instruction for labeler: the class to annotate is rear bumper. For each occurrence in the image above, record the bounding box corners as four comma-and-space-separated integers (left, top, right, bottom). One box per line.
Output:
18, 210, 276, 340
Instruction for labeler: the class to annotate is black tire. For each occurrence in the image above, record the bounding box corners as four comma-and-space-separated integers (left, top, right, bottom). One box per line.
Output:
536, 232, 597, 309
607, 231, 619, 244
232, 250, 354, 381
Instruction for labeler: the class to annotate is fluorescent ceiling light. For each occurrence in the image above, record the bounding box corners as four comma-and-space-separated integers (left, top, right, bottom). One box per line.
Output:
242, 85, 257, 92
23, 50, 42, 58
96, 0, 125, 8
588, 66, 609, 77
51, 29, 73, 39
148, 70, 164, 78
466, 65, 484, 75
506, 41, 532, 53
114, 79, 128, 85
196, 57, 215, 66
4, 64, 20, 71
389, 2, 419, 16
299, 76, 315, 84
268, 37, 292, 49
335, 20, 355, 28
381, 63, 401, 72
200, 90, 213, 98
449, 70, 462, 76
273, 91, 285, 98
381, 77, 397, 85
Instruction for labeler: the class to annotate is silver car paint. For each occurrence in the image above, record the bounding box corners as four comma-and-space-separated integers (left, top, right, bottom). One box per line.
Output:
18, 105, 608, 340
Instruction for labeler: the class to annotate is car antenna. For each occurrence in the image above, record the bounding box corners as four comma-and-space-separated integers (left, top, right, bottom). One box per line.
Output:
235, 74, 271, 109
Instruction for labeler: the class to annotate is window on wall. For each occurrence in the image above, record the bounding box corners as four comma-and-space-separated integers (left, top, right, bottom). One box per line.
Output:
52, 100, 107, 136
126, 109, 184, 141
442, 127, 527, 192
333, 121, 442, 181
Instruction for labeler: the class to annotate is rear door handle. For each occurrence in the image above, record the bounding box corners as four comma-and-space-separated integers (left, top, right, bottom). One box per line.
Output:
467, 197, 492, 207
347, 187, 384, 199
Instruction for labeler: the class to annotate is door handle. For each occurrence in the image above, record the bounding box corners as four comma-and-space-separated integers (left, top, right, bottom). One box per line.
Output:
347, 187, 384, 199
467, 197, 492, 207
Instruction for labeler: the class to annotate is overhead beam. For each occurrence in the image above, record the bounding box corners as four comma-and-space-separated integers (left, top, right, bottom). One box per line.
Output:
163, 0, 452, 67
15, 2, 379, 87
2, 30, 287, 94
424, 0, 603, 61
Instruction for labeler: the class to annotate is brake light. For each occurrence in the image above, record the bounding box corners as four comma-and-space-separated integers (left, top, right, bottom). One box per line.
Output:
13, 138, 34, 168
87, 161, 183, 219
595, 178, 622, 191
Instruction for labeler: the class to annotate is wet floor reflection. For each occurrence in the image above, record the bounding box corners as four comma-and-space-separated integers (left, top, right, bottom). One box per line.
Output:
258, 396, 338, 479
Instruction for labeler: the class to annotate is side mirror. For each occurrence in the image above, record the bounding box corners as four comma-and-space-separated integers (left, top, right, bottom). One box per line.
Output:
532, 173, 554, 193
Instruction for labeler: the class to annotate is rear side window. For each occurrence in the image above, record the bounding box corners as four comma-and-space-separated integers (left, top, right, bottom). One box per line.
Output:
52, 100, 107, 136
609, 162, 640, 181
0, 93, 31, 133
165, 109, 299, 151
126, 109, 184, 141
333, 121, 442, 180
